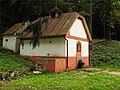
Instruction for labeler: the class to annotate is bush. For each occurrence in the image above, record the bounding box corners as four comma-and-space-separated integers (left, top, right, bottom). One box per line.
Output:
90, 40, 120, 68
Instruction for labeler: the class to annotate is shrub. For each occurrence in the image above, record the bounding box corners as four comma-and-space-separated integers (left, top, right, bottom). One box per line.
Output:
90, 40, 120, 68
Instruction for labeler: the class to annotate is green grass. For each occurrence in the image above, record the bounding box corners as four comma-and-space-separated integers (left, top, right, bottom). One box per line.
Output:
1, 40, 120, 90
3, 71, 120, 90
0, 47, 33, 72
90, 40, 120, 71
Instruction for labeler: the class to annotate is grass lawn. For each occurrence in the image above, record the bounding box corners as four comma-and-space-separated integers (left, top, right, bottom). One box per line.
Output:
0, 47, 34, 81
3, 70, 120, 90
1, 40, 120, 90
0, 47, 33, 72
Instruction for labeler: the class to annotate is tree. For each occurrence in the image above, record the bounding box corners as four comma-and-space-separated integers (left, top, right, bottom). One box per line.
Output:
0, 0, 56, 46
1, 0, 120, 44
93, 0, 120, 40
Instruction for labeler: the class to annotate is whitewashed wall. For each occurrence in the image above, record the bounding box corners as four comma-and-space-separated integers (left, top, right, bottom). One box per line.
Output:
20, 37, 65, 56
65, 38, 89, 57
65, 18, 89, 57
70, 19, 87, 39
80, 41, 89, 57
66, 38, 77, 57
3, 35, 17, 52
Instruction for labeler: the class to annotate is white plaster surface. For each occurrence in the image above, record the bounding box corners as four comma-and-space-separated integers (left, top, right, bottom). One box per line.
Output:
70, 19, 87, 39
3, 35, 17, 52
20, 37, 65, 56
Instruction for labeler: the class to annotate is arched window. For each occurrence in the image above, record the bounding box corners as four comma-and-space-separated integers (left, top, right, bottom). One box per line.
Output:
77, 42, 81, 52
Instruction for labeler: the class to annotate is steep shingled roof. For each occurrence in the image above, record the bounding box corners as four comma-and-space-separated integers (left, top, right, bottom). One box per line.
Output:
2, 21, 30, 36
2, 23, 23, 35
20, 12, 92, 41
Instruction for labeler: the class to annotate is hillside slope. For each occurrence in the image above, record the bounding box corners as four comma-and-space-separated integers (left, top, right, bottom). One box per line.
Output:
90, 40, 120, 70
0, 47, 33, 79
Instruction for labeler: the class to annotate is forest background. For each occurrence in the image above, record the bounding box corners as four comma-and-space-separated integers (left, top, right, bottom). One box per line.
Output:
0, 0, 120, 43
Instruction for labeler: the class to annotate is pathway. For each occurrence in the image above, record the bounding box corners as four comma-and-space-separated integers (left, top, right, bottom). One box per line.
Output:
77, 67, 120, 75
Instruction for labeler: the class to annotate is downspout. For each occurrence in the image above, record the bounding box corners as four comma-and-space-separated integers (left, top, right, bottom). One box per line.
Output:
64, 38, 69, 69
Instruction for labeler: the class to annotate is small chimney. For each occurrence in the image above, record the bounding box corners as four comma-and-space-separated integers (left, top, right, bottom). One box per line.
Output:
50, 5, 62, 18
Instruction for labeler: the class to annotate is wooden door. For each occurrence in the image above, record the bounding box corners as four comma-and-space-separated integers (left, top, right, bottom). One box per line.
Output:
76, 42, 82, 67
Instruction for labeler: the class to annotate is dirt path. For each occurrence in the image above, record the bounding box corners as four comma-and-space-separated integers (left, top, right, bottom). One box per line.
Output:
102, 70, 120, 75
77, 67, 120, 75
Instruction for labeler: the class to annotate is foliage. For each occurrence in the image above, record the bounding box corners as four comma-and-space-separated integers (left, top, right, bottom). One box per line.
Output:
93, 0, 120, 39
90, 40, 120, 69
0, 0, 55, 41
3, 71, 120, 90
28, 17, 48, 47
1, 0, 120, 43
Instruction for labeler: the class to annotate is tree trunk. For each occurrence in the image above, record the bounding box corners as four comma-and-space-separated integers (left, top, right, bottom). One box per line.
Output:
0, 29, 2, 46
106, 29, 112, 40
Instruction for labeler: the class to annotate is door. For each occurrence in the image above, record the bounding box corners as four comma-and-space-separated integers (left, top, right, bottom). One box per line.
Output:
76, 41, 82, 67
